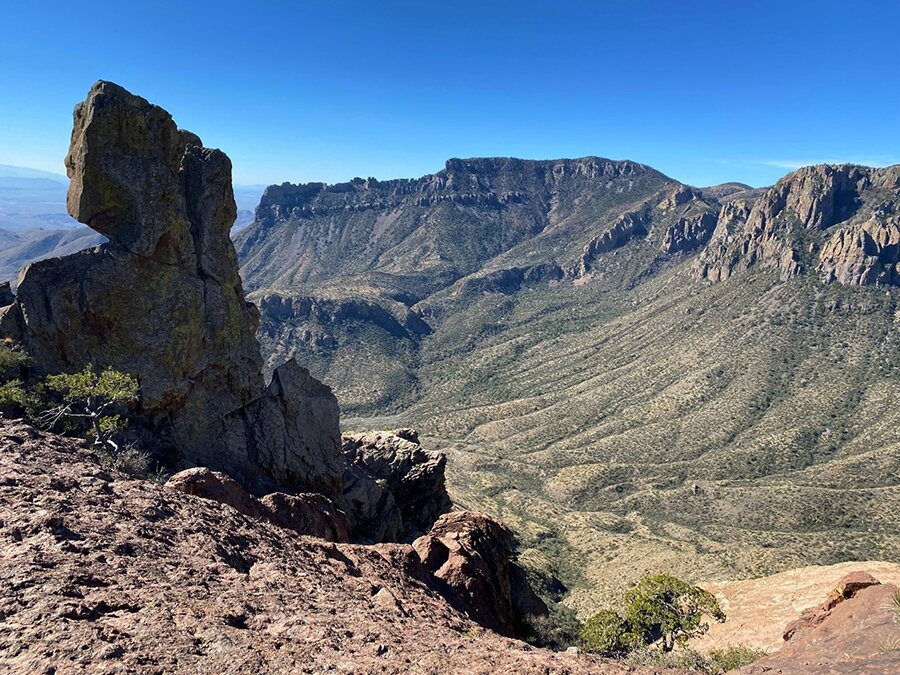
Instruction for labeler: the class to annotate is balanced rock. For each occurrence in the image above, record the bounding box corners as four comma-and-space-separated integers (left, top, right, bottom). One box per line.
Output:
0, 81, 343, 496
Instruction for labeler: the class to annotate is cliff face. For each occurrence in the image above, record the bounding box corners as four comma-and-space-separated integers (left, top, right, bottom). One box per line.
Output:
0, 82, 342, 496
698, 164, 900, 285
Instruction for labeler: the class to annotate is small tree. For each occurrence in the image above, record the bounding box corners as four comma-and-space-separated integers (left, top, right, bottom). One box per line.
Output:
623, 573, 725, 652
579, 609, 638, 656
40, 366, 139, 449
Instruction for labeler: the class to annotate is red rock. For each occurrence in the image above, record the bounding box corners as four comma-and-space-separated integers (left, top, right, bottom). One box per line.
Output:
258, 491, 350, 542
782, 571, 882, 642
746, 575, 900, 674
166, 467, 263, 518
413, 511, 548, 638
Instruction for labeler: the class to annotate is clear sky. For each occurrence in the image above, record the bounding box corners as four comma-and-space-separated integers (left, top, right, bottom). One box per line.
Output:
1, 0, 898, 187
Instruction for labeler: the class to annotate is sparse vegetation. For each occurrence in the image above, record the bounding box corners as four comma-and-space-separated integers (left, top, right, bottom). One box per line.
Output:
580, 573, 725, 658
706, 644, 768, 673
40, 365, 139, 451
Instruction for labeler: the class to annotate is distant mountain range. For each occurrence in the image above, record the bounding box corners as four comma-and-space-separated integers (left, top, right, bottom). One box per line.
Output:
0, 164, 264, 281
234, 157, 900, 612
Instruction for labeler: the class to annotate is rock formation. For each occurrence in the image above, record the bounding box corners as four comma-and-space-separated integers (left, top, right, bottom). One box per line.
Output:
742, 571, 900, 674
0, 81, 347, 497
698, 163, 900, 285
165, 467, 351, 542
340, 429, 452, 542
413, 511, 549, 638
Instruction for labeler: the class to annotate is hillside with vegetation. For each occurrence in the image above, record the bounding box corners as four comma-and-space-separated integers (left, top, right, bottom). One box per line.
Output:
236, 159, 900, 613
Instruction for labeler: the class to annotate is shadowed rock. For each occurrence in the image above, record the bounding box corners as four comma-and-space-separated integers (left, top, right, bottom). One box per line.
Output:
413, 511, 549, 637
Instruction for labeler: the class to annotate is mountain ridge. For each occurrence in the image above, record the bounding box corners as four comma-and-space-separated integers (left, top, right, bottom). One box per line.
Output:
236, 155, 900, 614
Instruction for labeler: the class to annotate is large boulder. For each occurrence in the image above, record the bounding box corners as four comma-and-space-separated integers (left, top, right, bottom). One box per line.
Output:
0, 81, 343, 496
413, 511, 548, 638
340, 429, 452, 542
166, 467, 350, 542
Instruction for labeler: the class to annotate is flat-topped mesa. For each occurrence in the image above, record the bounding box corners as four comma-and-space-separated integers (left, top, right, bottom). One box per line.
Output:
0, 81, 344, 496
253, 156, 661, 226
698, 163, 900, 285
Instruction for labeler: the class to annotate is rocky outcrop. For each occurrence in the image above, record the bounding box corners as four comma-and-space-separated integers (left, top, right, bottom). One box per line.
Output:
576, 207, 651, 274
0, 81, 345, 497
0, 281, 12, 306
661, 210, 718, 254
413, 511, 549, 638
257, 293, 431, 340
818, 216, 900, 285
698, 164, 900, 285
0, 419, 647, 674
165, 467, 351, 542
340, 430, 452, 542
781, 571, 882, 642
742, 572, 900, 674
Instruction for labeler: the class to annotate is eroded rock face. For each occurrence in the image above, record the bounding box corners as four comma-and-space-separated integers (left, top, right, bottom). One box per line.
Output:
340, 430, 452, 542
698, 164, 900, 285
0, 81, 343, 496
413, 511, 549, 638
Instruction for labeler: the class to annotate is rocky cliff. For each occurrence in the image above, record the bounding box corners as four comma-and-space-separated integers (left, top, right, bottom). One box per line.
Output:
698, 164, 900, 285
0, 419, 643, 674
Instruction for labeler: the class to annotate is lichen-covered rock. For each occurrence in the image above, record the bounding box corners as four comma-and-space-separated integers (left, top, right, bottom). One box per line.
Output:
413, 511, 549, 638
0, 81, 344, 497
341, 430, 452, 542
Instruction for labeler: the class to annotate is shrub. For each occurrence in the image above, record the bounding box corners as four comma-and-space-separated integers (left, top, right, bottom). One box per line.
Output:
625, 645, 710, 671
579, 608, 637, 656
0, 343, 28, 382
624, 573, 726, 652
706, 644, 767, 673
40, 366, 139, 449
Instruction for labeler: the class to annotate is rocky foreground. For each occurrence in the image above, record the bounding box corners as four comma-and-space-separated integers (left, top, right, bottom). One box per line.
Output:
0, 419, 653, 675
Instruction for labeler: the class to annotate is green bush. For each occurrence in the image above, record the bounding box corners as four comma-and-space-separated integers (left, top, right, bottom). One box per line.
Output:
581, 573, 726, 657
0, 344, 28, 382
579, 609, 637, 656
706, 644, 768, 673
624, 573, 726, 652
40, 366, 139, 448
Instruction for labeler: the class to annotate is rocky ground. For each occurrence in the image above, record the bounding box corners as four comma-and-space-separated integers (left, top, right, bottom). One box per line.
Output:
0, 419, 669, 674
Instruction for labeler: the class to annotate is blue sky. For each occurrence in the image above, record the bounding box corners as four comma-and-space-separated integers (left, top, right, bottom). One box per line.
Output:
1, 1, 898, 187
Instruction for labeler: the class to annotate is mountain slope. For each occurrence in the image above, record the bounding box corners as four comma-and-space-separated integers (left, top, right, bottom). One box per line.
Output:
236, 159, 900, 614
0, 226, 106, 283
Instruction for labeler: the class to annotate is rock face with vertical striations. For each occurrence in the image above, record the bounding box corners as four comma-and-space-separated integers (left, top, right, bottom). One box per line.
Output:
698, 164, 900, 285
0, 81, 344, 497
